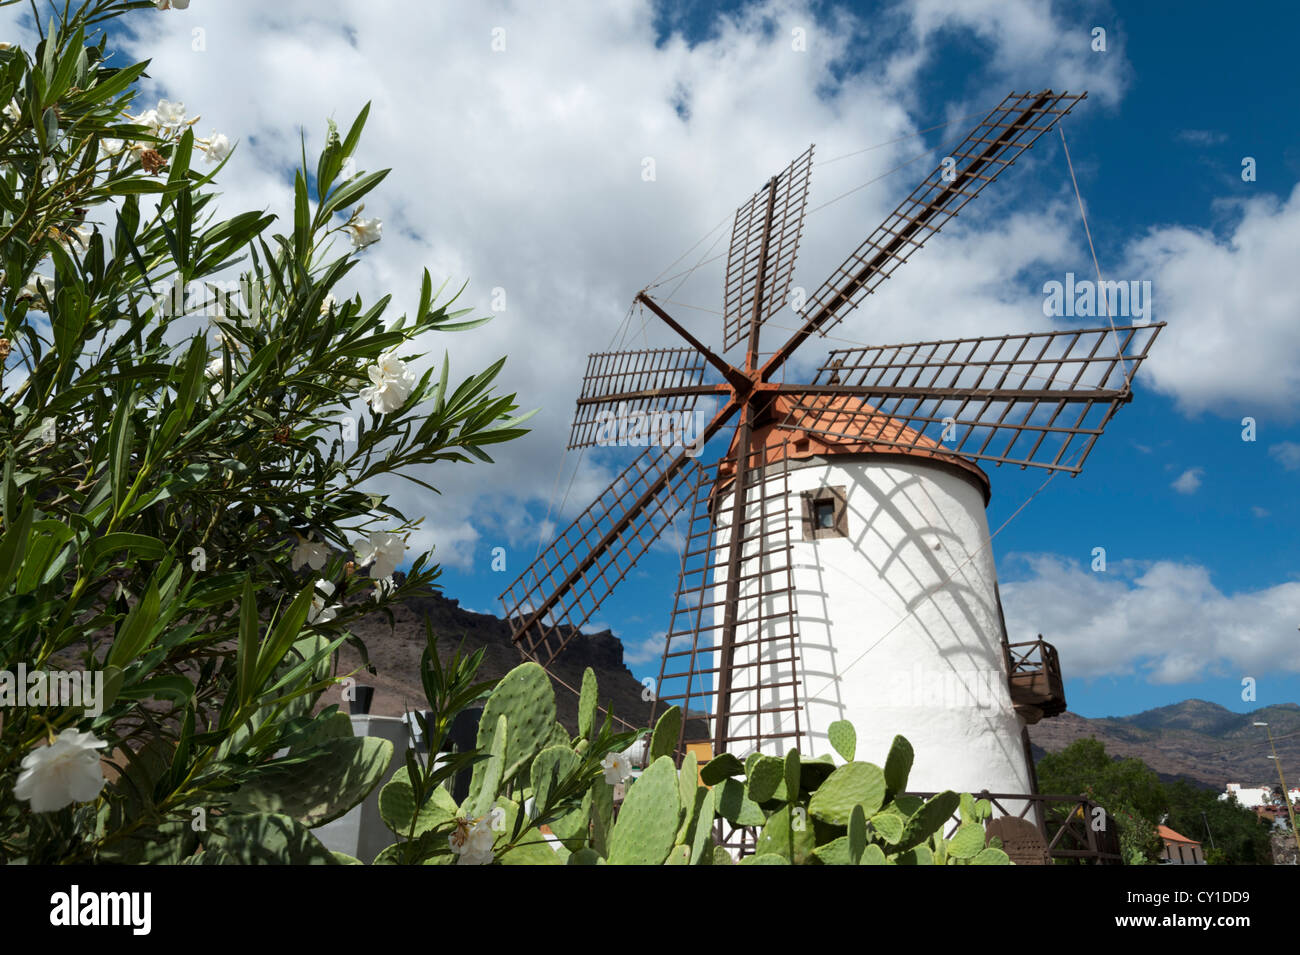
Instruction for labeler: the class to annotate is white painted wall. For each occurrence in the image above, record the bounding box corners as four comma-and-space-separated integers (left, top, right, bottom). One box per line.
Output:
710, 453, 1032, 796
313, 715, 410, 863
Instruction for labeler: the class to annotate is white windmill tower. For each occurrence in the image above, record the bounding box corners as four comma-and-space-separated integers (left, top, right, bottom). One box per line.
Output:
707, 392, 1032, 794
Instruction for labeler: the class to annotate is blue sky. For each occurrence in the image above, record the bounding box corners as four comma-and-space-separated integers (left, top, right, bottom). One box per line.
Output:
6, 0, 1293, 722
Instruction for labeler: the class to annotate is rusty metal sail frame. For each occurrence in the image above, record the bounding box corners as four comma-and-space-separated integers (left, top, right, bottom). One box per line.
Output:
501, 89, 1161, 761
657, 435, 802, 753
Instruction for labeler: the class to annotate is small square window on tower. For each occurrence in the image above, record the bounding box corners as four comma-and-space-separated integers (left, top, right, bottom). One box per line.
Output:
801, 486, 847, 540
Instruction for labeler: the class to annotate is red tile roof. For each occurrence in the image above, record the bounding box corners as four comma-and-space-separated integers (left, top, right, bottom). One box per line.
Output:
1157, 825, 1200, 846
716, 393, 990, 501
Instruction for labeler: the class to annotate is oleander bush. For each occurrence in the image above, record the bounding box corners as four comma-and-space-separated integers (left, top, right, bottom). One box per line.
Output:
0, 0, 531, 863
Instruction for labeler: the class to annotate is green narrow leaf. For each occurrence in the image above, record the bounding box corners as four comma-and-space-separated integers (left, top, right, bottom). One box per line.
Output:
293, 170, 310, 259
108, 390, 137, 516
83, 532, 165, 568
251, 582, 320, 690
0, 499, 35, 592
318, 169, 389, 224
106, 578, 161, 669
340, 102, 370, 159
236, 576, 258, 711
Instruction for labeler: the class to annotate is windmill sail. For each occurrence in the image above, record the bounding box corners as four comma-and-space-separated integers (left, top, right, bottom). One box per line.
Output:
500, 444, 707, 666
723, 145, 814, 355
568, 347, 711, 450
800, 322, 1163, 472
763, 90, 1087, 375
652, 439, 803, 759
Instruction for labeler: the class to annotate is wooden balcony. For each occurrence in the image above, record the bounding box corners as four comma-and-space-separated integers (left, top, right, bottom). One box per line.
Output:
1006, 636, 1066, 724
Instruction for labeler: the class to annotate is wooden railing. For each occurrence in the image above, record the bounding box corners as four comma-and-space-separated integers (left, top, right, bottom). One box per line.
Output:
906, 790, 1124, 864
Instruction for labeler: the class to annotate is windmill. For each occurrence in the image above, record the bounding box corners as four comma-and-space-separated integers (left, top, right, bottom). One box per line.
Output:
500, 90, 1162, 824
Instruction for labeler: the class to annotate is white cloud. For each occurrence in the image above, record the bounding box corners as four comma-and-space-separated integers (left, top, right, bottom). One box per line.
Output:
1269, 441, 1300, 470
905, 0, 1130, 105
1000, 555, 1300, 685
1124, 185, 1300, 418
623, 630, 668, 667
1171, 467, 1203, 494
1251, 506, 1269, 518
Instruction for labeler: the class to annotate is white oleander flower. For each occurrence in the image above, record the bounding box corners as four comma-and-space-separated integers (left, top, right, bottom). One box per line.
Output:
320, 293, 337, 316
3, 98, 20, 124
346, 216, 382, 250
99, 137, 126, 157
200, 131, 230, 164
205, 355, 227, 400
373, 576, 395, 601
156, 99, 187, 129
292, 536, 329, 572
354, 531, 406, 581
129, 108, 161, 135
448, 815, 495, 865
14, 730, 108, 812
308, 579, 341, 624
601, 751, 633, 785
153, 0, 190, 8
358, 349, 415, 414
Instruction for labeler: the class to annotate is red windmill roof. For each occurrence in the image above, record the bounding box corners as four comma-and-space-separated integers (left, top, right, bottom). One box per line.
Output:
715, 392, 990, 503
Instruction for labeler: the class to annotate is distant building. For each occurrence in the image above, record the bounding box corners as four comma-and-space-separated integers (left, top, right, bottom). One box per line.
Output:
1222, 782, 1300, 827
1222, 783, 1271, 808
1157, 825, 1205, 865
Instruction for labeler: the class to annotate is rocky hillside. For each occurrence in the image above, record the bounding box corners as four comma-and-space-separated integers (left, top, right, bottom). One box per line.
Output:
1027, 700, 1300, 790
336, 583, 663, 734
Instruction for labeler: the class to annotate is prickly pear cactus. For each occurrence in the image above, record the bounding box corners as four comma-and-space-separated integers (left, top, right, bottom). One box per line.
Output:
648, 705, 682, 763
827, 720, 856, 762
808, 761, 886, 825
227, 736, 393, 828
883, 734, 913, 795
578, 667, 598, 740
699, 726, 1012, 866
607, 755, 680, 865
469, 661, 555, 795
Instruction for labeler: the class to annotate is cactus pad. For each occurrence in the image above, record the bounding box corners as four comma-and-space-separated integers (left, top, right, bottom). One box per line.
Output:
827, 720, 856, 761
471, 661, 555, 794
808, 761, 887, 825
578, 667, 598, 739
608, 755, 680, 865
883, 735, 913, 795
